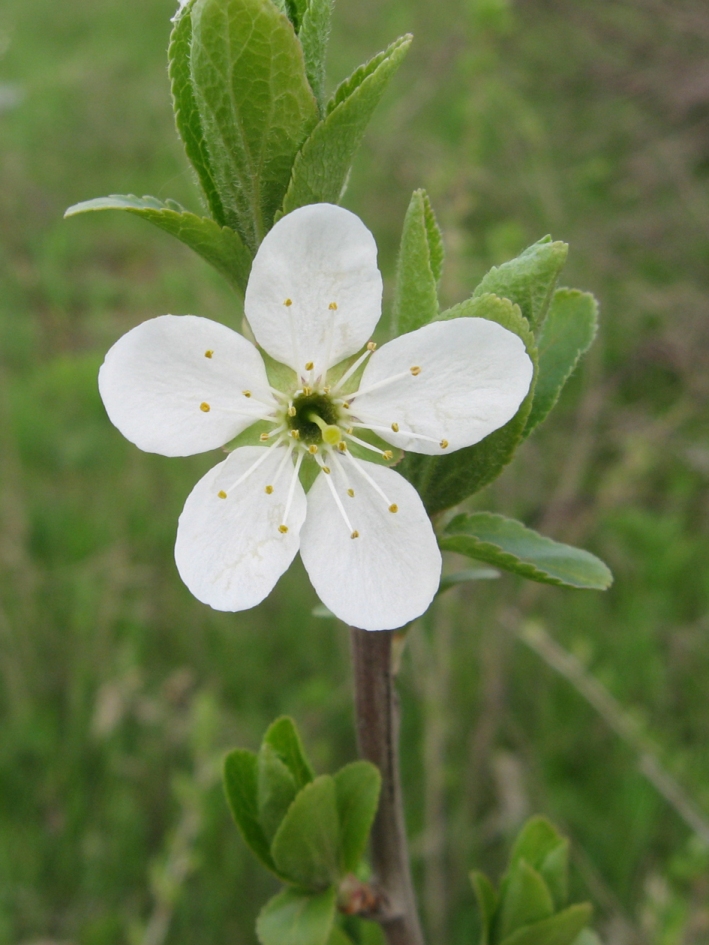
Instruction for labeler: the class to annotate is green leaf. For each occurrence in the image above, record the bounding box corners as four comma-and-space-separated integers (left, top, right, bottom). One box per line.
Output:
257, 887, 337, 945
280, 35, 412, 215
437, 568, 500, 595
190, 0, 319, 249
257, 743, 298, 843
64, 195, 252, 296
334, 761, 381, 873
300, 0, 335, 108
499, 905, 593, 945
397, 294, 537, 514
168, 3, 226, 225
327, 928, 355, 945
286, 0, 307, 31
497, 860, 554, 942
473, 236, 568, 331
264, 716, 316, 791
392, 189, 443, 337
271, 775, 341, 889
223, 749, 280, 876
508, 817, 569, 910
471, 871, 498, 945
524, 289, 598, 436
440, 513, 613, 590
572, 930, 601, 945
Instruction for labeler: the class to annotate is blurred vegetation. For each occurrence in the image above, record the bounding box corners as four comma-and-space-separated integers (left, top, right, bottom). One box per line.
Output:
1, 0, 709, 943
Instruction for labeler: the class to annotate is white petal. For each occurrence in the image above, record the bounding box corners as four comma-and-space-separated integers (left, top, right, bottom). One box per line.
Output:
99, 315, 275, 457
244, 204, 383, 377
299, 460, 441, 631
175, 445, 306, 611
350, 318, 533, 454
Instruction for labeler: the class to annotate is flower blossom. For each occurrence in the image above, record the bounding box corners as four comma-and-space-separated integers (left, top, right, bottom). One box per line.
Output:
99, 204, 533, 630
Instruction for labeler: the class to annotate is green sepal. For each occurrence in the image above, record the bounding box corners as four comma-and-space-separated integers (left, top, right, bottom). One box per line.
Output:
396, 294, 537, 514
496, 860, 554, 942
257, 742, 299, 844
271, 775, 341, 889
256, 887, 337, 945
223, 421, 273, 452
168, 2, 226, 225
334, 761, 381, 874
189, 0, 319, 250
279, 35, 412, 215
471, 871, 498, 945
473, 236, 568, 332
262, 349, 299, 392
300, 0, 335, 108
391, 189, 443, 337
64, 195, 253, 296
223, 748, 283, 878
498, 905, 593, 945
440, 512, 613, 591
524, 289, 598, 437
437, 568, 500, 596
264, 716, 316, 790
507, 816, 570, 910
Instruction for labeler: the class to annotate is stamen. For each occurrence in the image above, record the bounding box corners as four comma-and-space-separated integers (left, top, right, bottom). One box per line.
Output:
343, 431, 394, 460
389, 504, 398, 513
218, 490, 227, 499
287, 404, 296, 417
328, 450, 356, 499
290, 429, 300, 440
272, 442, 295, 486
318, 458, 356, 537
410, 365, 421, 376
345, 451, 397, 510
351, 530, 359, 539
391, 422, 399, 432
440, 439, 449, 449
305, 361, 314, 371
349, 421, 444, 448
280, 451, 304, 533
200, 402, 211, 412
348, 489, 355, 497
243, 390, 252, 398
331, 344, 376, 394
204, 350, 214, 359
329, 302, 338, 310
344, 369, 415, 402
308, 444, 318, 454
284, 298, 292, 307
220, 441, 283, 498
265, 485, 274, 494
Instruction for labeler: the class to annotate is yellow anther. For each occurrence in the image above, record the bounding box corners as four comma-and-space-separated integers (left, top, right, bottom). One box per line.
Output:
351, 530, 359, 539
204, 350, 214, 358
302, 386, 312, 396
287, 405, 296, 417
367, 341, 377, 351
322, 466, 331, 474
260, 432, 270, 441
284, 298, 293, 307
391, 422, 400, 432
389, 504, 399, 514
346, 427, 353, 434
279, 524, 289, 533
329, 302, 338, 310
338, 442, 347, 452
200, 402, 211, 412
347, 488, 355, 498
383, 450, 394, 461
243, 390, 252, 398
410, 366, 421, 376
323, 385, 331, 394
265, 485, 274, 494
440, 439, 449, 449
308, 444, 318, 454
218, 490, 227, 499
342, 402, 350, 410
305, 361, 314, 371
290, 429, 300, 440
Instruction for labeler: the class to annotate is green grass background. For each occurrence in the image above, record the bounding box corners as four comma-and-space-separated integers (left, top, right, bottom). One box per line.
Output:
1, 0, 708, 942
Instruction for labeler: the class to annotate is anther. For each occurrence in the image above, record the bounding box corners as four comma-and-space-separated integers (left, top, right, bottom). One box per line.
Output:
308, 444, 318, 454
322, 466, 331, 474
287, 405, 296, 417
329, 302, 338, 310
347, 488, 355, 497
367, 341, 377, 352
218, 490, 227, 499
338, 442, 347, 452
410, 366, 421, 376
200, 402, 211, 412
204, 350, 214, 358
383, 451, 394, 461
265, 485, 274, 494
389, 504, 398, 513
260, 433, 270, 441
243, 390, 252, 398
284, 299, 292, 307
440, 439, 449, 449
290, 429, 300, 440
305, 361, 314, 371
302, 386, 312, 396
351, 530, 359, 539
391, 422, 400, 432
279, 525, 289, 533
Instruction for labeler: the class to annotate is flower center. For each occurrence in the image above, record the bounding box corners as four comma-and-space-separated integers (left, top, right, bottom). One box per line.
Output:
287, 391, 341, 444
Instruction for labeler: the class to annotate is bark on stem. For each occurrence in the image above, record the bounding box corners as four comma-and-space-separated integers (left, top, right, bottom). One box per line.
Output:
350, 628, 425, 945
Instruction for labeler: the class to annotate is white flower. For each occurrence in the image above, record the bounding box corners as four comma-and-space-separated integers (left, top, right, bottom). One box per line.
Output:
99, 204, 533, 631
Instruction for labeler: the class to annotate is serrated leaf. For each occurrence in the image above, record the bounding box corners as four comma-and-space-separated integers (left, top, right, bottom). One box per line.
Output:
257, 743, 299, 843
437, 568, 500, 595
280, 35, 412, 215
257, 887, 336, 945
223, 749, 280, 876
471, 871, 498, 945
64, 195, 252, 295
499, 905, 593, 945
168, 3, 226, 225
508, 817, 569, 910
264, 716, 315, 791
300, 0, 334, 108
334, 761, 381, 874
396, 294, 537, 514
524, 289, 598, 436
272, 775, 341, 889
473, 236, 568, 331
440, 513, 613, 590
190, 0, 319, 250
497, 860, 554, 942
392, 189, 443, 337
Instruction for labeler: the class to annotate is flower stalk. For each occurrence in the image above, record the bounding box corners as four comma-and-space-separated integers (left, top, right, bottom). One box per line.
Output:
350, 628, 425, 945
